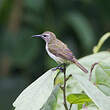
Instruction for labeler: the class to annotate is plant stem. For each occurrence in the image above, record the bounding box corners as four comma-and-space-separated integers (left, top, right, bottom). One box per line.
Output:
69, 104, 72, 110
59, 64, 72, 110
62, 63, 68, 110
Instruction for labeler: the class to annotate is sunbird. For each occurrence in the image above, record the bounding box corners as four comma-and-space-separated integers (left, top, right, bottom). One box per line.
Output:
32, 31, 88, 73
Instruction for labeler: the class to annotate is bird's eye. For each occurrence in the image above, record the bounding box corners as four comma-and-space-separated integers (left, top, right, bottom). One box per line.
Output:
43, 35, 47, 37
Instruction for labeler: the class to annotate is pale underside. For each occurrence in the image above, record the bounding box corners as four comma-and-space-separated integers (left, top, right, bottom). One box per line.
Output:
46, 40, 74, 64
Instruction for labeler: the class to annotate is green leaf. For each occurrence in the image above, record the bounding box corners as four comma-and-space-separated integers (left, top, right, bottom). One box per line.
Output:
73, 74, 110, 110
67, 93, 92, 104
99, 59, 110, 77
97, 85, 110, 96
95, 62, 110, 88
41, 85, 60, 110
93, 32, 110, 53
95, 58, 110, 96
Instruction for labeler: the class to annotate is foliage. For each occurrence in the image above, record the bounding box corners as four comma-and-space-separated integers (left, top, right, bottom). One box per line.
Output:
0, 0, 110, 110
13, 51, 110, 110
67, 93, 92, 104
13, 33, 110, 110
93, 33, 110, 53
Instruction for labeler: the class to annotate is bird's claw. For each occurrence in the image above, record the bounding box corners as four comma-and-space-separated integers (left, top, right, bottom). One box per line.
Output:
52, 66, 64, 72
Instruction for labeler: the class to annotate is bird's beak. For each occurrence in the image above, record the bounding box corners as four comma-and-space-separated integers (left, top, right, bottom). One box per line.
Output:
32, 35, 42, 38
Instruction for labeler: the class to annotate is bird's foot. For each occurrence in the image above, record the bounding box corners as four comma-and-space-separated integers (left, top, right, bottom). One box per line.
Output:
52, 66, 64, 72
52, 63, 65, 72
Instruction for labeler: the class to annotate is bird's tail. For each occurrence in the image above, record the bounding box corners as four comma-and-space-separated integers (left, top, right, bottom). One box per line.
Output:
71, 58, 88, 73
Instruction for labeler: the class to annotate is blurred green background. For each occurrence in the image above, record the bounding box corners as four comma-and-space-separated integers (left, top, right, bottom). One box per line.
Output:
0, 0, 110, 110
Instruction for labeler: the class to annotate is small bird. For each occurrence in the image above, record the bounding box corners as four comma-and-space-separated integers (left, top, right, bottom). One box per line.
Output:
32, 31, 88, 73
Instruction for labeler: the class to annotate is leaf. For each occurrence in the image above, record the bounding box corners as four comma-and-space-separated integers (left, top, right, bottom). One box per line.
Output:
95, 63, 110, 88
13, 70, 58, 110
41, 85, 60, 110
81, 105, 100, 110
13, 51, 110, 110
67, 51, 110, 83
95, 58, 110, 96
67, 93, 92, 104
97, 85, 110, 96
73, 74, 110, 110
56, 51, 110, 110
98, 59, 110, 77
93, 32, 110, 53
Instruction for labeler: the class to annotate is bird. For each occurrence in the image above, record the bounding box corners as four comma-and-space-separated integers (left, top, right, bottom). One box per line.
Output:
32, 31, 88, 73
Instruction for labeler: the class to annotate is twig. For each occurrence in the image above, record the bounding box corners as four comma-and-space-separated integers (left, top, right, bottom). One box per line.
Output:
59, 63, 68, 110
62, 63, 68, 110
89, 62, 98, 81
58, 63, 72, 110
66, 74, 72, 81
69, 104, 72, 110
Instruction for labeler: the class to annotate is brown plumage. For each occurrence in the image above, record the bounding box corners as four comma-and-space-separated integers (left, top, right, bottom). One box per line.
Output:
48, 39, 74, 62
32, 31, 88, 73
48, 38, 88, 73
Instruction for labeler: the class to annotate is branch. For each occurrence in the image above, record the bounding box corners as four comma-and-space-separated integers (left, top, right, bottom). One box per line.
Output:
60, 64, 72, 110
63, 63, 68, 110
69, 104, 72, 110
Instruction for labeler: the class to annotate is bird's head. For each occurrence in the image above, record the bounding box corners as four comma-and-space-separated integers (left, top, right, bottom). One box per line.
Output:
32, 31, 56, 43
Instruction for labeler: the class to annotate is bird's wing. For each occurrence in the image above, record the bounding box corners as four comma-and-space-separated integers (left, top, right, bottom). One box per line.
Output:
48, 41, 74, 61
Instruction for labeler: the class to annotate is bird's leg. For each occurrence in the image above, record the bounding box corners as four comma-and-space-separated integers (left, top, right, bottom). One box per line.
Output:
54, 63, 72, 110
89, 62, 98, 81
53, 63, 65, 85
52, 63, 65, 72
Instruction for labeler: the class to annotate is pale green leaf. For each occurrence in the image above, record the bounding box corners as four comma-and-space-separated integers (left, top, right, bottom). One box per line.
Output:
13, 51, 110, 110
95, 63, 110, 88
73, 74, 110, 110
13, 70, 58, 110
56, 51, 110, 110
97, 85, 110, 96
41, 85, 60, 110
